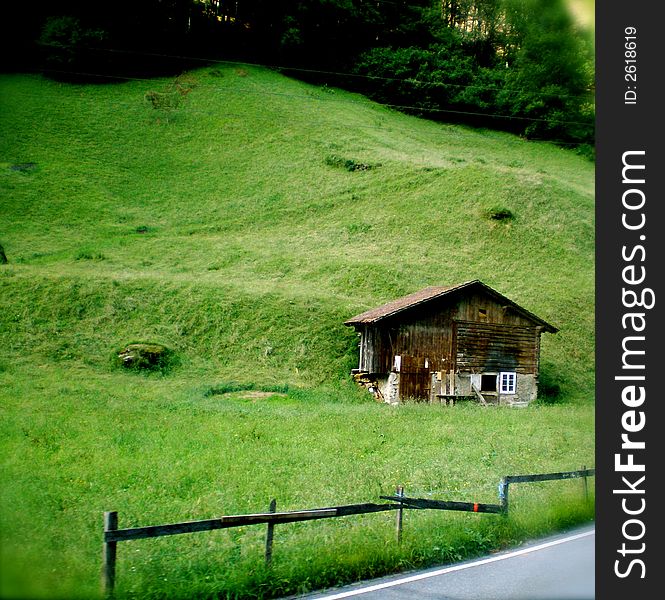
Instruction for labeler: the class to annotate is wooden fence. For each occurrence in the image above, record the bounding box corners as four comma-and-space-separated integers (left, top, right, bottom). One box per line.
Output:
102, 467, 594, 598
497, 466, 595, 512
102, 499, 404, 598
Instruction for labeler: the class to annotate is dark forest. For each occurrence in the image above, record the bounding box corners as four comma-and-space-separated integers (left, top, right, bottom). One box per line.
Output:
2, 1, 594, 147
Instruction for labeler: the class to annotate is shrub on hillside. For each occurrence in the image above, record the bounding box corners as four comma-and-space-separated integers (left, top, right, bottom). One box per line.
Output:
486, 206, 514, 221
38, 16, 108, 78
144, 75, 197, 120
113, 342, 178, 374
325, 155, 377, 172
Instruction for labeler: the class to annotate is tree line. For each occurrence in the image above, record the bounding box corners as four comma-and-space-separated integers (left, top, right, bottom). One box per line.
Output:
3, 1, 594, 147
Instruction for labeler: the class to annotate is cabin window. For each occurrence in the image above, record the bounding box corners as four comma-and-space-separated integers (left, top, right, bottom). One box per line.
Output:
478, 308, 487, 319
481, 374, 497, 392
499, 372, 517, 394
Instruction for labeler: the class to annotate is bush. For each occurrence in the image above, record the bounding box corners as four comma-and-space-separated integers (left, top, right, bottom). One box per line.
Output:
144, 75, 197, 120
351, 2, 594, 146
486, 206, 514, 222
38, 16, 107, 78
113, 342, 178, 374
353, 42, 503, 128
325, 155, 376, 172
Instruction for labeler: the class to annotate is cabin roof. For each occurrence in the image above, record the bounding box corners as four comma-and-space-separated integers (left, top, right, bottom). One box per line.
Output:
344, 280, 558, 333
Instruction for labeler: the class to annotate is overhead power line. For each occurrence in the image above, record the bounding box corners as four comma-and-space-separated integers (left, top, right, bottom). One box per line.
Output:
3, 83, 590, 147
39, 42, 596, 101
30, 65, 594, 129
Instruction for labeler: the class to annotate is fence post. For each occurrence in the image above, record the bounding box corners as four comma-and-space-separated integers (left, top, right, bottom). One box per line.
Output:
265, 499, 277, 566
395, 486, 404, 545
102, 511, 118, 599
498, 478, 509, 514
582, 466, 588, 502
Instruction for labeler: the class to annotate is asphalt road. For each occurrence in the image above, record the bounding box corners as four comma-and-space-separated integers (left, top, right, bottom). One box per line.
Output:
292, 524, 595, 600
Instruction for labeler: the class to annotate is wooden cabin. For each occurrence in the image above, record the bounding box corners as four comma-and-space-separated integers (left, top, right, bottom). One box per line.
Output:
344, 280, 558, 406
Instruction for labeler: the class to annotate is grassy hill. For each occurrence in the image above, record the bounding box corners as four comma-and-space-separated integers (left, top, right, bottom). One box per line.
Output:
0, 66, 594, 394
0, 66, 594, 599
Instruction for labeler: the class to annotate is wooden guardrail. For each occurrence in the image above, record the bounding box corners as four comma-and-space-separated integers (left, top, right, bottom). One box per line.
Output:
497, 466, 595, 512
102, 467, 594, 598
379, 495, 504, 514
102, 499, 403, 597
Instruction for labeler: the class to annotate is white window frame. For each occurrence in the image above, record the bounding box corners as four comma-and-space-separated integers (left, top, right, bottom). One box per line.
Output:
499, 372, 517, 394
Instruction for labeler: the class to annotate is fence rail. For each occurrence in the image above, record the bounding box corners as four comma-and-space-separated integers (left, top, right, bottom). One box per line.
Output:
102, 467, 594, 598
380, 495, 504, 514
498, 467, 595, 511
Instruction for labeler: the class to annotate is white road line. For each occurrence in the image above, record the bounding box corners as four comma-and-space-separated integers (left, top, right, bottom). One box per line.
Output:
311, 529, 595, 600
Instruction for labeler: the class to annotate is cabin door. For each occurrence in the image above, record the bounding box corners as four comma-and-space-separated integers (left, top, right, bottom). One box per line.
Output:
398, 355, 431, 401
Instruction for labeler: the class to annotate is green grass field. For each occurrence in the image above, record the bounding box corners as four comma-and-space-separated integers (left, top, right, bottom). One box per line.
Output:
0, 66, 594, 599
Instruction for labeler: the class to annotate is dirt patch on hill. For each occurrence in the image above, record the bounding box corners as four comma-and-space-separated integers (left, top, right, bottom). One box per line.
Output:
232, 391, 288, 400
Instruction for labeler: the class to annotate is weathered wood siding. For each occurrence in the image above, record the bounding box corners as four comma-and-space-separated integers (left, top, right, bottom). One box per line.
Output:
382, 303, 456, 372
455, 321, 540, 374
452, 289, 543, 377
359, 326, 377, 373
398, 355, 431, 399
359, 325, 394, 373
455, 289, 541, 328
